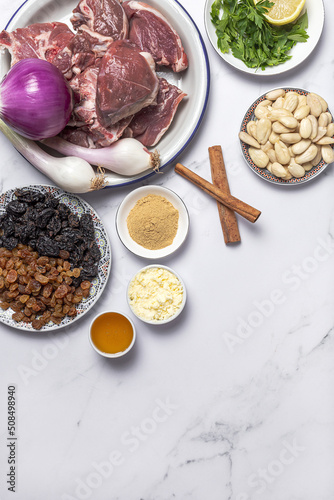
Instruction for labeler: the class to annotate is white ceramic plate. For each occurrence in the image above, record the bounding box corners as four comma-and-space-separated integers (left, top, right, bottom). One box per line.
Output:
116, 185, 189, 259
204, 0, 324, 76
240, 87, 333, 185
0, 0, 210, 188
0, 185, 111, 331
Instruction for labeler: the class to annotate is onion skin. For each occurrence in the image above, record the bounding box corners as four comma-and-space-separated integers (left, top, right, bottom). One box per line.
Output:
0, 59, 73, 140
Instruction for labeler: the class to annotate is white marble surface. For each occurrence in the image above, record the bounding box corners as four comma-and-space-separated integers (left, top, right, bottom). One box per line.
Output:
1, 0, 334, 499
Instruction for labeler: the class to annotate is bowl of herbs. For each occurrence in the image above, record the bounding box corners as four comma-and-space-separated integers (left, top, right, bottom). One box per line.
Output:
204, 0, 325, 75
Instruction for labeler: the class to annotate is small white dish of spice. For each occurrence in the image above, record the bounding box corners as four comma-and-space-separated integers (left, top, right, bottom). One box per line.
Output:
116, 185, 189, 259
127, 265, 186, 325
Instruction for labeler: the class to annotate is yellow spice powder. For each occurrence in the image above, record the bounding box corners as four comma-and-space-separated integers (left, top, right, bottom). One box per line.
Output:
127, 194, 179, 250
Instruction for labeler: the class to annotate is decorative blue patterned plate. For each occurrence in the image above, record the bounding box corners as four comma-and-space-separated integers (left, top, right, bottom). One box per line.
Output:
240, 87, 333, 186
0, 185, 111, 331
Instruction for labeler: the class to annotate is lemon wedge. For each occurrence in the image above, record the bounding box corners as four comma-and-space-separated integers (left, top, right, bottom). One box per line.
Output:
254, 0, 306, 25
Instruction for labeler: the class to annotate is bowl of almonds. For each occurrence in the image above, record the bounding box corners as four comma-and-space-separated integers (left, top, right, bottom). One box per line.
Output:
239, 87, 334, 184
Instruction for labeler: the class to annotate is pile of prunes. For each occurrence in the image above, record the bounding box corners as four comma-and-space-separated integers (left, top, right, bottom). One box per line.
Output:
0, 188, 101, 285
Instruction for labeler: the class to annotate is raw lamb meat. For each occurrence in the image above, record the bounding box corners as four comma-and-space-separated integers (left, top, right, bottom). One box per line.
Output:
126, 77, 186, 146
52, 26, 114, 78
64, 61, 132, 147
71, 0, 128, 39
0, 0, 188, 150
122, 0, 188, 72
96, 39, 159, 127
0, 22, 74, 68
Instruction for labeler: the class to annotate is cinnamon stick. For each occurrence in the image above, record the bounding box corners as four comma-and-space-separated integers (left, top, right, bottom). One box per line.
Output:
175, 163, 261, 223
209, 145, 241, 244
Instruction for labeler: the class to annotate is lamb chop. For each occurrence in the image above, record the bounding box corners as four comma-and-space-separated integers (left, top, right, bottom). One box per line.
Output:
125, 77, 187, 147
96, 39, 159, 127
0, 22, 74, 69
122, 0, 188, 72
71, 0, 128, 39
63, 60, 132, 148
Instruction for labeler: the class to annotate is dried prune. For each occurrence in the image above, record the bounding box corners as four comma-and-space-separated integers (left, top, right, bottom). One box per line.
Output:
43, 194, 59, 209
47, 216, 62, 236
7, 200, 27, 217
36, 236, 60, 258
36, 208, 56, 228
68, 213, 80, 228
84, 241, 101, 264
80, 264, 98, 281
1, 237, 18, 250
15, 189, 45, 204
57, 203, 71, 220
2, 217, 16, 237
79, 213, 95, 240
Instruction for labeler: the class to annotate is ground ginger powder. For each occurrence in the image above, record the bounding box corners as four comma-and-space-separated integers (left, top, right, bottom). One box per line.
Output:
127, 194, 179, 250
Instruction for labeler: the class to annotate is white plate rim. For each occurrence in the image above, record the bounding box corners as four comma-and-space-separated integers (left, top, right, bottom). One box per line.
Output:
1, 0, 211, 189
0, 184, 112, 332
204, 0, 325, 76
115, 185, 190, 259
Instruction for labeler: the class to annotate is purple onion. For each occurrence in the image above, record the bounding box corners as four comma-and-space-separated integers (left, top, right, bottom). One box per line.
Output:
0, 58, 73, 140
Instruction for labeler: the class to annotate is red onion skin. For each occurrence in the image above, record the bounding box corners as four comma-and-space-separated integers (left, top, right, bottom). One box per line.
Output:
0, 59, 73, 140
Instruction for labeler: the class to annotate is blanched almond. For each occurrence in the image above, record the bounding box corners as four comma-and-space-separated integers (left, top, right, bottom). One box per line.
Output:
288, 163, 305, 178
275, 140, 290, 165
318, 112, 329, 128
326, 122, 334, 137
307, 94, 322, 117
303, 162, 314, 172
291, 139, 311, 155
267, 148, 277, 163
256, 118, 272, 144
311, 146, 322, 166
248, 147, 269, 168
321, 145, 334, 164
310, 92, 328, 112
308, 114, 318, 140
269, 109, 293, 121
294, 105, 310, 120
255, 104, 270, 119
261, 141, 273, 153
246, 120, 258, 139
315, 136, 334, 145
312, 126, 327, 143
272, 121, 292, 134
269, 130, 280, 144
278, 116, 299, 129
266, 88, 285, 100
272, 96, 285, 109
283, 93, 299, 113
271, 162, 288, 178
295, 144, 318, 164
297, 94, 307, 108
280, 133, 301, 144
239, 131, 260, 148
299, 117, 312, 139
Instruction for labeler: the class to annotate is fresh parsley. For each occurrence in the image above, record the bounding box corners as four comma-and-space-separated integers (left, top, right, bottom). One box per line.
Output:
210, 0, 309, 70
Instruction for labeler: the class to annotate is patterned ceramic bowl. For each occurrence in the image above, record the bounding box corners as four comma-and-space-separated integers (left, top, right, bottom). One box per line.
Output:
239, 87, 334, 185
0, 185, 111, 332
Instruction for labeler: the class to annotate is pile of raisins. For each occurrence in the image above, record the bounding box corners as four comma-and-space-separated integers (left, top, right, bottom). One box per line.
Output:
0, 188, 101, 286
0, 245, 91, 330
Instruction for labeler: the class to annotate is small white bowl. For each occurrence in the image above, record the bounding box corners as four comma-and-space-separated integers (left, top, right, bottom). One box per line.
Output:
116, 185, 189, 259
127, 265, 187, 325
89, 310, 136, 358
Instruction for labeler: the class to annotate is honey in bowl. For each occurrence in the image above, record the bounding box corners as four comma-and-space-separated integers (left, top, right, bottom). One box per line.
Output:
90, 312, 135, 357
